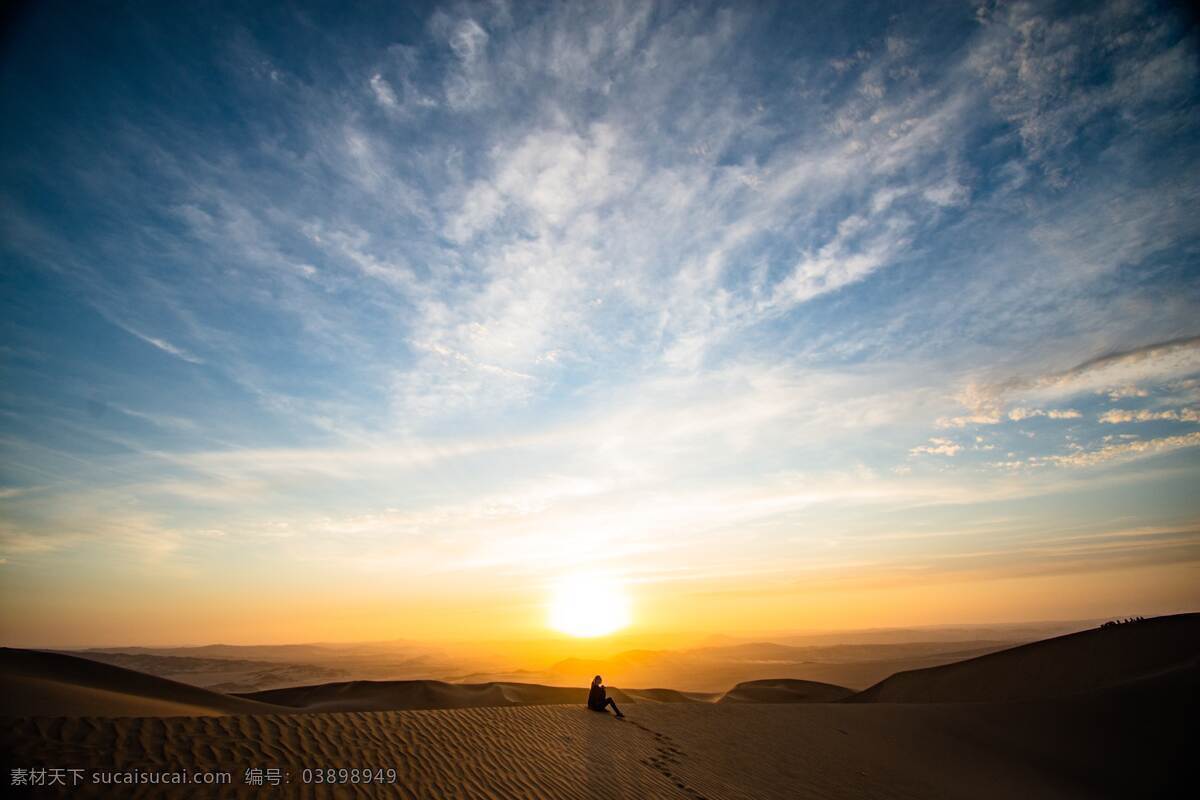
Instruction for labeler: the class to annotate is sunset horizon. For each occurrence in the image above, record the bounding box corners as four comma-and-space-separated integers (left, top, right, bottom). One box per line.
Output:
6, 580, 1195, 651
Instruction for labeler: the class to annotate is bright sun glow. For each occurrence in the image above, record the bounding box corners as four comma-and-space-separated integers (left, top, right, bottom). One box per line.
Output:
548, 573, 632, 637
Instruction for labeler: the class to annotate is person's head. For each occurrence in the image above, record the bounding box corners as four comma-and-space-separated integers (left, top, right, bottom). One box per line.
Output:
592, 675, 602, 686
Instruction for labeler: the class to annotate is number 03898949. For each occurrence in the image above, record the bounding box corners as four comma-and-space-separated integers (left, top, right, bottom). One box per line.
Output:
301, 767, 398, 784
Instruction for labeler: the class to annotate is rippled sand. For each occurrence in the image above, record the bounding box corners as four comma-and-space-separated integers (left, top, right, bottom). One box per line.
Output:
2, 701, 1116, 799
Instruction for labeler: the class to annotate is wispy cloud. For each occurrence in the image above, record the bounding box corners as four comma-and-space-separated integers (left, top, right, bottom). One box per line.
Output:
1039, 432, 1200, 468
115, 324, 205, 365
1, 0, 1198, 638
1099, 408, 1200, 424
911, 437, 961, 457
943, 336, 1200, 426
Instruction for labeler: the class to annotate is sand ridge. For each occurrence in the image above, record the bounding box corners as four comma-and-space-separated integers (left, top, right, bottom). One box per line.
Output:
0, 648, 286, 717
718, 678, 854, 703
2, 649, 728, 718
850, 612, 1200, 702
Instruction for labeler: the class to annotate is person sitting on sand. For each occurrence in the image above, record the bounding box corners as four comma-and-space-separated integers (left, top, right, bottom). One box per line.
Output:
587, 675, 624, 718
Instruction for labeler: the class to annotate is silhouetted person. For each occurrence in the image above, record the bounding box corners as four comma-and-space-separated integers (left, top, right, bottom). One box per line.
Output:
587, 675, 624, 718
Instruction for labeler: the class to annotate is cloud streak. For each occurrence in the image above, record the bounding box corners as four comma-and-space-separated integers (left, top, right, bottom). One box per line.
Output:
1, 0, 1198, 640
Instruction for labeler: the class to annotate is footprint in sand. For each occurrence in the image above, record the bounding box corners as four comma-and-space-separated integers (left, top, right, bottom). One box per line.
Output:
628, 723, 705, 798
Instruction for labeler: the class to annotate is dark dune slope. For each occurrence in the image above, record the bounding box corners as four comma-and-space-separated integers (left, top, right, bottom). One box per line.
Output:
0, 648, 285, 717
621, 687, 713, 703
1, 645, 700, 717
850, 613, 1200, 703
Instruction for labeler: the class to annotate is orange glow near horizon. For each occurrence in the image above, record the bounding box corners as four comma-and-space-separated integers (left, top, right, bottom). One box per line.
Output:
1, 554, 1196, 650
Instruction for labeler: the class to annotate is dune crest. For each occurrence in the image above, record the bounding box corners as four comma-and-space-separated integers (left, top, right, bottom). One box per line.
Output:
0, 648, 284, 717
1, 649, 711, 716
240, 679, 591, 712
850, 612, 1200, 703
719, 678, 853, 703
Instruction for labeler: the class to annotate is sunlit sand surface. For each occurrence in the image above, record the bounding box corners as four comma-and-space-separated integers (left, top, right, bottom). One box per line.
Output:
2, 615, 1192, 798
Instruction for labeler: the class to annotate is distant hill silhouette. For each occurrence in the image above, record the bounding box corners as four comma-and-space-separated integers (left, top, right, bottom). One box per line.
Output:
543, 639, 1021, 691
720, 678, 853, 703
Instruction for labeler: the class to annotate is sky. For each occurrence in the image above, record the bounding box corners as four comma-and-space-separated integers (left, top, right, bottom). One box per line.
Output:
1, 0, 1199, 648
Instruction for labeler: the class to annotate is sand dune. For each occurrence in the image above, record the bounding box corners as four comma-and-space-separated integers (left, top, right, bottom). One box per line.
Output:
2, 617, 1193, 797
851, 612, 1200, 702
4, 687, 1187, 798
74, 641, 463, 688
622, 687, 716, 703
241, 678, 596, 711
5, 615, 1196, 716
241, 678, 715, 711
1, 649, 702, 716
0, 648, 284, 717
719, 678, 853, 703
65, 651, 350, 694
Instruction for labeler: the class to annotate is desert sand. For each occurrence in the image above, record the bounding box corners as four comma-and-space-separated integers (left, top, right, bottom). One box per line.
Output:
2, 614, 1193, 798
850, 612, 1200, 702
0, 648, 283, 717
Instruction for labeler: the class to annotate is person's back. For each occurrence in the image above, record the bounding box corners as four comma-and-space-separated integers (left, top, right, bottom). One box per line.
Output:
587, 682, 605, 710
587, 674, 623, 717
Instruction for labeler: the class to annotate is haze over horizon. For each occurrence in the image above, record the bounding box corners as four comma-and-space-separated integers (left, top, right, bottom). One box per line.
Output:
21, 614, 1111, 652
2, 0, 1199, 650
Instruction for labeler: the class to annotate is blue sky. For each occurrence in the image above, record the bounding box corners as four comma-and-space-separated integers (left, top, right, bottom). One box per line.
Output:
1, 0, 1199, 644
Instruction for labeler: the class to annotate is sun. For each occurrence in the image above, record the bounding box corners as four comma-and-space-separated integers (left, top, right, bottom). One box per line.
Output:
547, 572, 632, 637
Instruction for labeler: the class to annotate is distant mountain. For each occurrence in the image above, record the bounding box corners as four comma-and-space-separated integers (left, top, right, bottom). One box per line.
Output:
81, 643, 343, 661
541, 639, 1022, 692
66, 643, 457, 691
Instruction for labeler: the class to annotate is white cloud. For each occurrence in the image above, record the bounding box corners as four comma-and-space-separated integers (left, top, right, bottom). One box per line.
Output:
448, 18, 489, 63
769, 220, 910, 307
1098, 408, 1200, 424
369, 73, 398, 108
946, 336, 1200, 425
969, 0, 1197, 185
1008, 407, 1081, 421
911, 437, 961, 456
1104, 385, 1149, 400
936, 413, 1002, 429
1040, 432, 1200, 468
